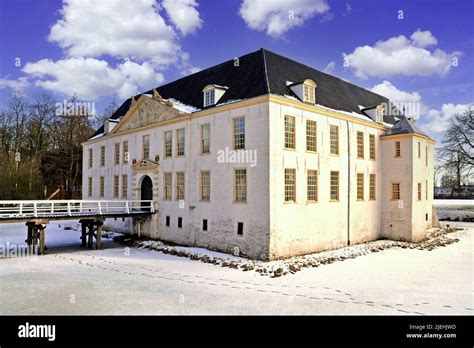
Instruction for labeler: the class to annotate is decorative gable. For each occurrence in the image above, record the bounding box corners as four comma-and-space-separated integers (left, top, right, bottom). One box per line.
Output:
111, 91, 189, 134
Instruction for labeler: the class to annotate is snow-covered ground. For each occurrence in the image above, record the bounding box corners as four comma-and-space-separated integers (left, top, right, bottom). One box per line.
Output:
434, 199, 473, 206
0, 220, 472, 315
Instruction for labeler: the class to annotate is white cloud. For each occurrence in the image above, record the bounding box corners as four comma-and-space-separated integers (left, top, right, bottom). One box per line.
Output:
370, 81, 472, 136
239, 0, 329, 38
323, 61, 335, 74
23, 58, 164, 100
344, 30, 461, 78
371, 80, 422, 104
423, 103, 473, 134
48, 0, 194, 66
163, 0, 202, 36
410, 29, 437, 48
0, 77, 29, 96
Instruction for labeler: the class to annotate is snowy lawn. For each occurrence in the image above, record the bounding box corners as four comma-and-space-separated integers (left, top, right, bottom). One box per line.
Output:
434, 199, 473, 221
0, 220, 472, 315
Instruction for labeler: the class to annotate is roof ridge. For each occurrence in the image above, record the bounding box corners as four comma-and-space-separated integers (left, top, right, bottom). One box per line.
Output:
261, 48, 271, 94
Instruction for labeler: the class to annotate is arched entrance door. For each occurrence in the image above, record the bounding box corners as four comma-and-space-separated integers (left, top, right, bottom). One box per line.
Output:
140, 175, 153, 211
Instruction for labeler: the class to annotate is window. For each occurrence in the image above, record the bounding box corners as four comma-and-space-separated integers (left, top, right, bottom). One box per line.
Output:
307, 170, 318, 202
200, 171, 210, 201
142, 135, 150, 160
418, 142, 421, 159
392, 183, 400, 200
234, 169, 247, 202
164, 173, 172, 200
237, 222, 243, 235
426, 180, 428, 200
357, 173, 364, 201
164, 131, 172, 158
330, 125, 339, 155
88, 148, 93, 168
284, 169, 296, 202
330, 171, 339, 201
233, 117, 245, 150
122, 175, 128, 198
88, 177, 92, 197
114, 143, 120, 165
369, 174, 376, 200
178, 217, 182, 228
113, 175, 119, 198
306, 120, 317, 152
165, 216, 170, 227
201, 124, 210, 154
175, 172, 185, 200
418, 183, 422, 201
122, 141, 128, 164
100, 146, 105, 166
395, 141, 401, 157
176, 128, 185, 156
202, 219, 208, 231
369, 134, 376, 160
99, 176, 105, 197
357, 132, 364, 159
284, 115, 295, 149
204, 89, 215, 107
304, 84, 315, 103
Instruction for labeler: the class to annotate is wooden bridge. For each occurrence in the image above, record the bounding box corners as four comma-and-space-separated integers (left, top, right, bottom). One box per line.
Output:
0, 200, 155, 255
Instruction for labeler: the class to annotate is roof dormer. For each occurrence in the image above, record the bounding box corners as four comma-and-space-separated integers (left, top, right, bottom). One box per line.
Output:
203, 84, 228, 107
289, 79, 317, 104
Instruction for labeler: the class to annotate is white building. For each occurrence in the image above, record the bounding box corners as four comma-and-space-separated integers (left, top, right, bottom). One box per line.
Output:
82, 49, 435, 260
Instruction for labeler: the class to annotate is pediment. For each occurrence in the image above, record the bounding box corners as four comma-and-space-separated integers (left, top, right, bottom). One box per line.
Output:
112, 95, 188, 134
131, 159, 159, 171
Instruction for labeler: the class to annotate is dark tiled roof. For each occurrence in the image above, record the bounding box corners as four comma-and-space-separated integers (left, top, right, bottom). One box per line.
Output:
384, 117, 429, 137
89, 48, 397, 139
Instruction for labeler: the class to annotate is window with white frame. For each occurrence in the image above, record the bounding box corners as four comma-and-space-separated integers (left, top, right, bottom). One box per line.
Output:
307, 170, 318, 202
176, 128, 185, 156
233, 117, 245, 150
164, 131, 172, 158
142, 135, 150, 160
234, 169, 247, 202
306, 120, 317, 152
204, 89, 215, 107
303, 84, 315, 103
284, 169, 296, 202
176, 172, 185, 200
201, 124, 210, 154
122, 141, 129, 164
122, 174, 128, 198
164, 173, 172, 200
113, 175, 119, 198
285, 115, 295, 149
200, 170, 210, 201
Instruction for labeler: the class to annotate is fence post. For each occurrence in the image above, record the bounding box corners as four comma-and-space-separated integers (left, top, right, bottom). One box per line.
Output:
125, 201, 130, 214
33, 203, 37, 218
67, 201, 72, 216
98, 201, 102, 215
19, 203, 23, 215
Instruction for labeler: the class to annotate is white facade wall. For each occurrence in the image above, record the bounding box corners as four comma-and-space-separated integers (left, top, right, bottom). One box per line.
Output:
267, 101, 385, 259
82, 97, 435, 260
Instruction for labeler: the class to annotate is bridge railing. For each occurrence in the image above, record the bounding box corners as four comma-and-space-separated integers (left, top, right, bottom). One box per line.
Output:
0, 200, 155, 218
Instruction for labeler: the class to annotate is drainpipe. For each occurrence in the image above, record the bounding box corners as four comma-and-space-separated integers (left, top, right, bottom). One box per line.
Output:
346, 120, 351, 246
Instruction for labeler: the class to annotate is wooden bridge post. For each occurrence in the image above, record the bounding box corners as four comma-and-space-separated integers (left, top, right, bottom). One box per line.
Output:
38, 225, 46, 255
96, 222, 102, 250
87, 223, 94, 249
25, 222, 33, 252
80, 221, 87, 247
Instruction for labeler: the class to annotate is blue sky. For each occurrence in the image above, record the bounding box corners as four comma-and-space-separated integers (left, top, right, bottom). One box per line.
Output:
0, 0, 473, 141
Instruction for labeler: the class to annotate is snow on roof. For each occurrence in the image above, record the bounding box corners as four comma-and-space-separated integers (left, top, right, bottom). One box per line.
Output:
167, 98, 201, 113
216, 99, 243, 107
88, 133, 105, 141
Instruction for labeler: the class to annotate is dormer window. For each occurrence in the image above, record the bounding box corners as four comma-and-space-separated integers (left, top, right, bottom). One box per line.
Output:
289, 79, 317, 104
304, 83, 315, 103
204, 89, 215, 107
203, 84, 228, 107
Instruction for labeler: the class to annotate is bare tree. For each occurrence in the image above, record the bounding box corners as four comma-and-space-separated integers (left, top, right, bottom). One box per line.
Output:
438, 105, 474, 192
